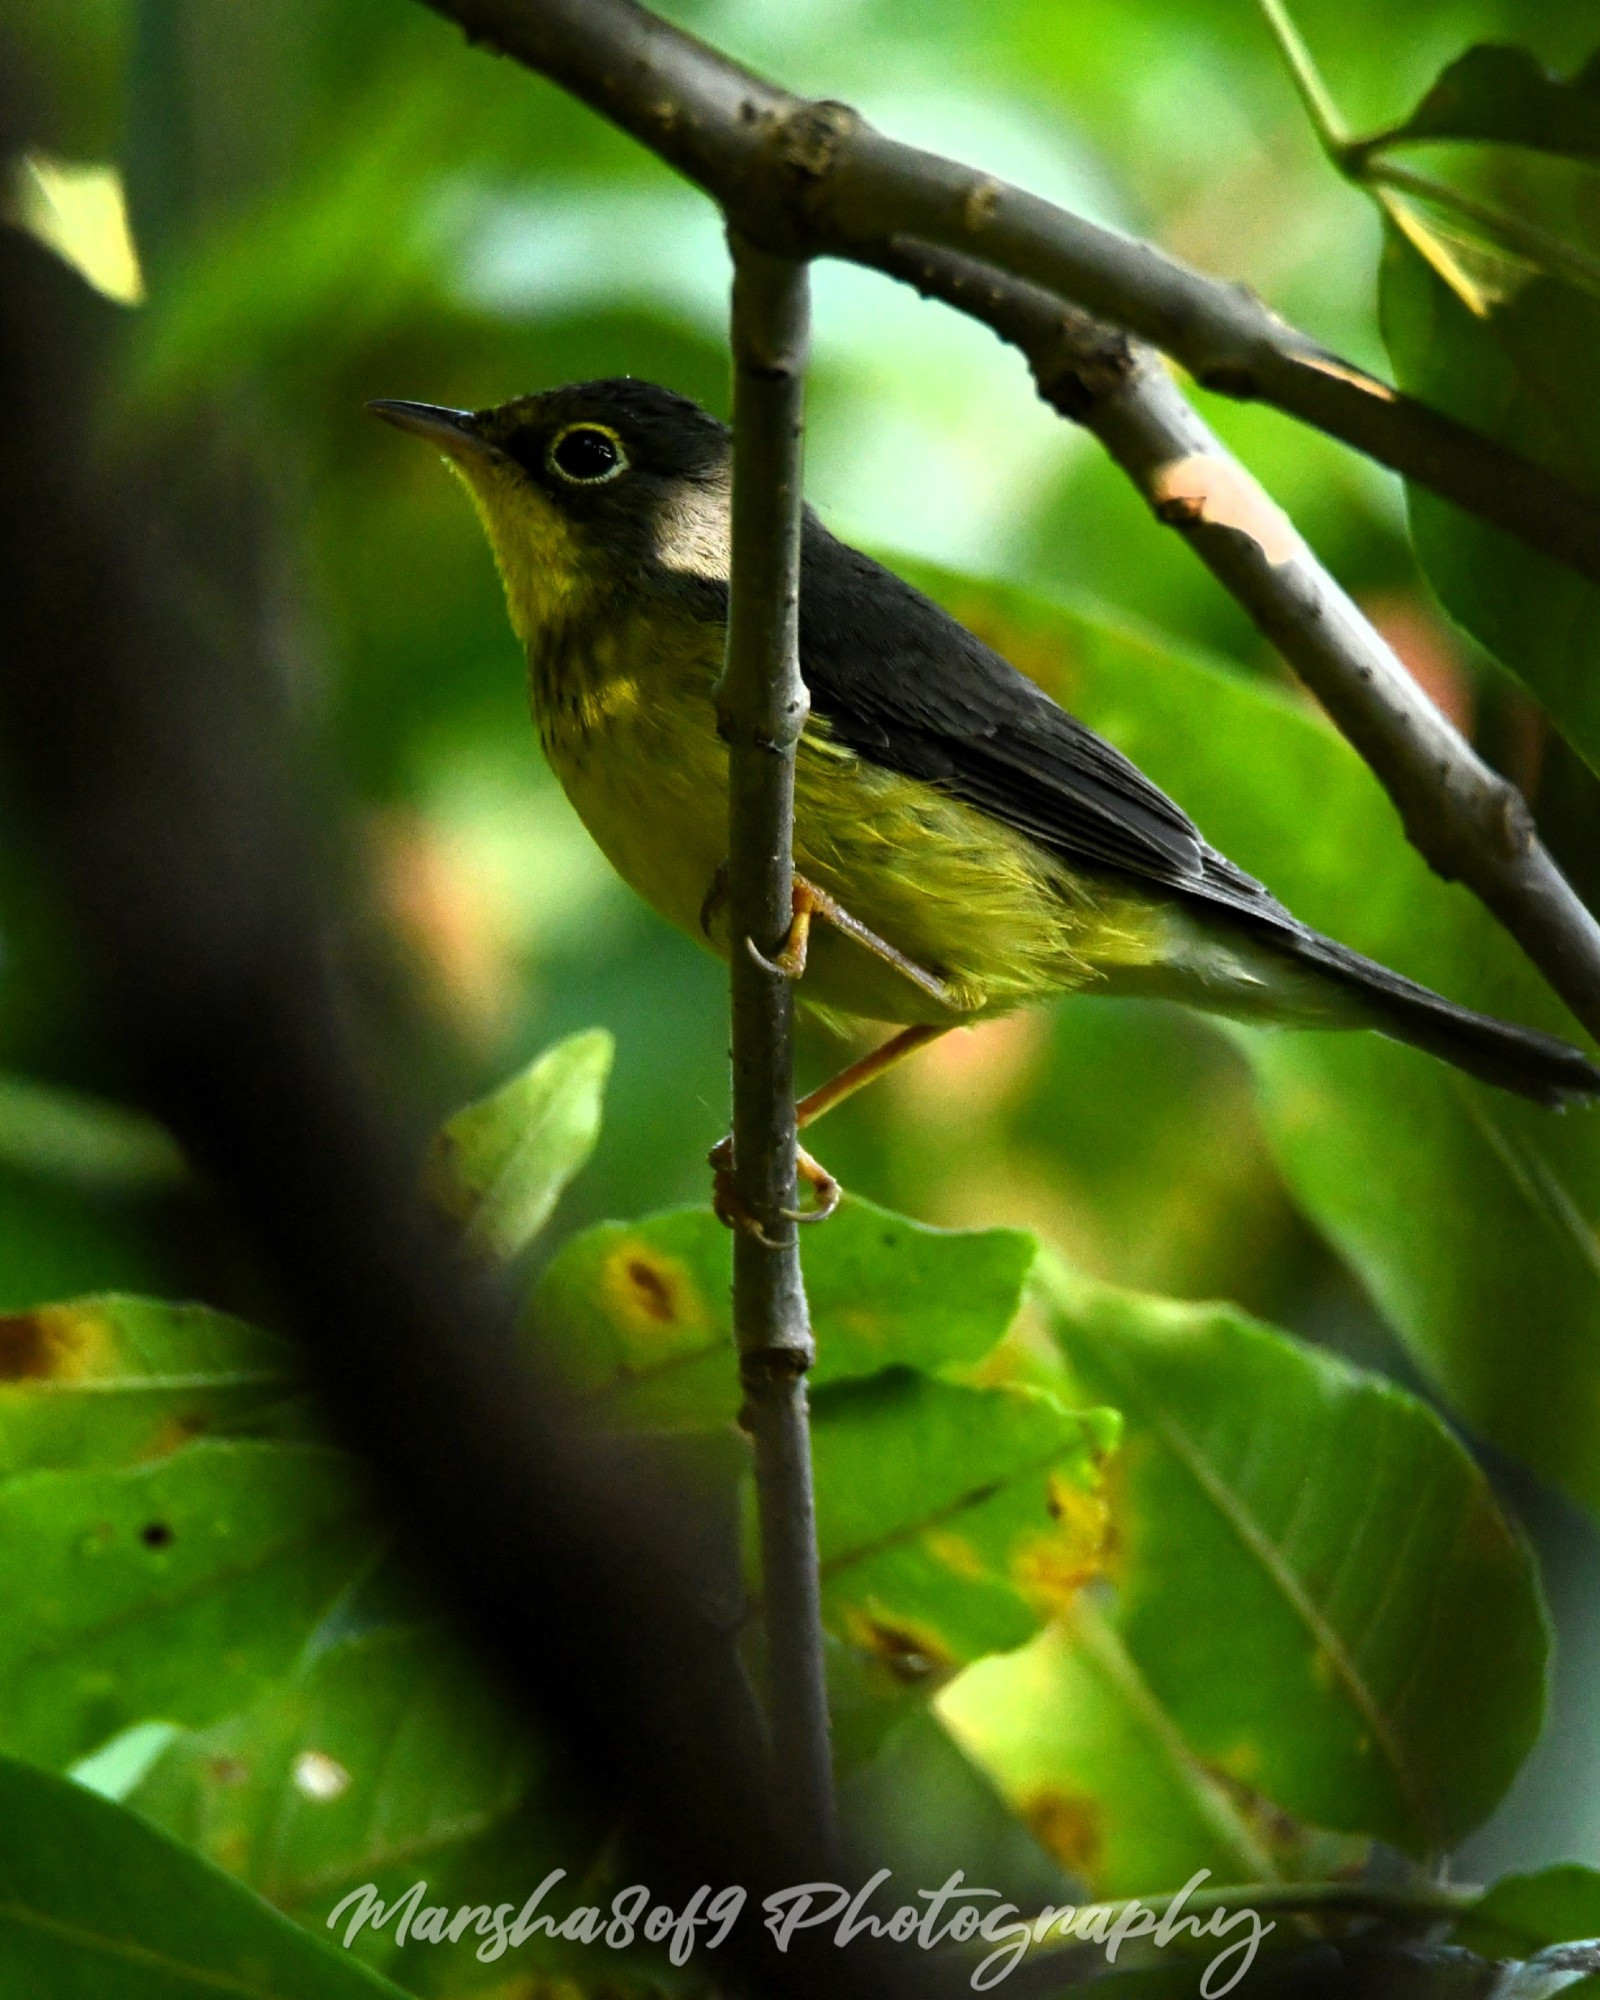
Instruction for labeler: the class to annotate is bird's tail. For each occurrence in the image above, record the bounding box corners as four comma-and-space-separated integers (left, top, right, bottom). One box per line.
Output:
1285, 929, 1600, 1107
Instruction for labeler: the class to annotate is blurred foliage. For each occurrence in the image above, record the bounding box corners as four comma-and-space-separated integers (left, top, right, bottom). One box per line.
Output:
4, 0, 1600, 1990
0, 1056, 1551, 1995
0, 1750, 411, 1997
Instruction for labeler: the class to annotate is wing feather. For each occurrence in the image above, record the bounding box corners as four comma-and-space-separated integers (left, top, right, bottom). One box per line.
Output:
797, 519, 1294, 930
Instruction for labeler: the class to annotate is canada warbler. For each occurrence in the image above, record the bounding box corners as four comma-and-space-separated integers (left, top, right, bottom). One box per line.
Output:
371, 379, 1600, 1140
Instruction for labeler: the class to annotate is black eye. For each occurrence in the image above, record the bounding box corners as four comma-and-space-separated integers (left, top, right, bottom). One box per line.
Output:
548, 424, 625, 484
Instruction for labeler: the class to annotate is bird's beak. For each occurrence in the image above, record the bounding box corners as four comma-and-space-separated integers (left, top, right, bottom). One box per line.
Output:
367, 399, 494, 463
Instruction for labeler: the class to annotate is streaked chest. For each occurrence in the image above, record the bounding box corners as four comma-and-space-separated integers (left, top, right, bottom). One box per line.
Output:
528, 609, 730, 935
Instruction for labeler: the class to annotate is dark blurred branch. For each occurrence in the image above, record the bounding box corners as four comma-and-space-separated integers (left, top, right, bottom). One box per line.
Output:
715, 236, 835, 1850
415, 0, 1600, 592
876, 240, 1600, 1043
0, 218, 911, 2000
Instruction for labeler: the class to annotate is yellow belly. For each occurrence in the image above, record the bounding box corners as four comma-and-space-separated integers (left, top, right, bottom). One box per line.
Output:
534, 615, 1169, 1028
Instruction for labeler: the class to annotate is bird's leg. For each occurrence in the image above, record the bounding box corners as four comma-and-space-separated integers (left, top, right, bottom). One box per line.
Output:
796, 1023, 952, 1130
708, 872, 955, 1238
709, 1027, 952, 1239
749, 873, 958, 1010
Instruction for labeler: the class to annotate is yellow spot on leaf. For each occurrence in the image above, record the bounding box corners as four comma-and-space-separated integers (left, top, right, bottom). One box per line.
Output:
1022, 1787, 1104, 1877
1012, 1473, 1111, 1613
599, 1242, 705, 1339
0, 1305, 110, 1384
924, 1530, 987, 1580
842, 1605, 956, 1687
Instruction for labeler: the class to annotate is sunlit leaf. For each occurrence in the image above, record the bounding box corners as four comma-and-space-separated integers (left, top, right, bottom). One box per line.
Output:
1028, 1257, 1546, 1855
0, 1442, 379, 1768
533, 1193, 1036, 1424
940, 1609, 1350, 1899
0, 1295, 298, 1477
427, 1028, 612, 1260
0, 1752, 408, 1997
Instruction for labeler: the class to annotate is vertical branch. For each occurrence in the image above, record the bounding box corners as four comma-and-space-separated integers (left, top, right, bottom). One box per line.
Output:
715, 233, 835, 1850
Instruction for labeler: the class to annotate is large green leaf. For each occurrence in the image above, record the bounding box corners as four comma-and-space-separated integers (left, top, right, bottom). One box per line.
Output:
1018, 1258, 1545, 1857
1362, 42, 1600, 768
1380, 217, 1600, 772
0, 1441, 379, 1767
426, 1028, 612, 1261
130, 1626, 606, 1995
915, 565, 1600, 1518
533, 1193, 1036, 1425
940, 1610, 1303, 1899
0, 1751, 407, 1997
0, 1295, 298, 1477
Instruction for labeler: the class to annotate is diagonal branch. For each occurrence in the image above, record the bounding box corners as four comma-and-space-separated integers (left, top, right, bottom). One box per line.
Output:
875, 239, 1600, 1043
415, 0, 1600, 591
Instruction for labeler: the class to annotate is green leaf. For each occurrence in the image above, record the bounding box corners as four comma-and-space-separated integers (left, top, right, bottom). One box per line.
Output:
1453, 1866, 1600, 1960
1029, 1256, 1547, 1855
1365, 44, 1600, 162
0, 1441, 379, 1767
0, 1750, 407, 1997
911, 564, 1600, 1519
130, 1626, 607, 1992
1380, 214, 1600, 773
811, 1371, 1118, 1688
0, 1296, 298, 1477
426, 1028, 612, 1261
533, 1194, 1036, 1425
0, 1075, 185, 1192
940, 1608, 1351, 1899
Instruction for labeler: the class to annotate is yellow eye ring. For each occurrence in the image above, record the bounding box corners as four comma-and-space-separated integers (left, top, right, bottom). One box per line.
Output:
547, 422, 627, 485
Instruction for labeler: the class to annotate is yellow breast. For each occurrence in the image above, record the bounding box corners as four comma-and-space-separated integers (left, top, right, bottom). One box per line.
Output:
526, 608, 1170, 1030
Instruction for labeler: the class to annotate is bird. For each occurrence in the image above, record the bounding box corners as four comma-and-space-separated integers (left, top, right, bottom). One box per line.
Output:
370, 377, 1599, 1214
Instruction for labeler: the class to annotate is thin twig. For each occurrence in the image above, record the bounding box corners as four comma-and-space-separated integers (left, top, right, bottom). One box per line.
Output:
874, 238, 1600, 1042
716, 234, 836, 1855
415, 0, 1600, 590
1254, 0, 1351, 156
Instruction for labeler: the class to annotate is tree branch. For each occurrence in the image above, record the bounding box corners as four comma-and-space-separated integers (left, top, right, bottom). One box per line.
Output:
716, 235, 836, 1853
874, 239, 1600, 1043
416, 0, 1600, 592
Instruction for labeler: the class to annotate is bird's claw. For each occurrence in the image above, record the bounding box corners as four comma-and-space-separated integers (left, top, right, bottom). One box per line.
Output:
789, 1146, 841, 1223
709, 1136, 839, 1239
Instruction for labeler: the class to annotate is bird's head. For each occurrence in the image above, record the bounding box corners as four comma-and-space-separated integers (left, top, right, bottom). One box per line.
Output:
369, 379, 733, 643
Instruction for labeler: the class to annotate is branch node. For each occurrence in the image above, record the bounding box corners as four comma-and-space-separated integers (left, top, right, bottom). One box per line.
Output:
777, 97, 859, 182
740, 1342, 816, 1391
963, 176, 1002, 233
